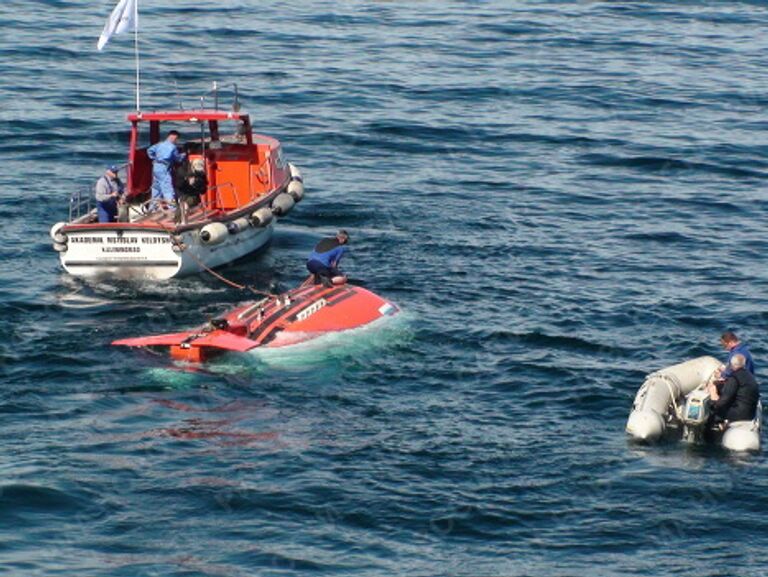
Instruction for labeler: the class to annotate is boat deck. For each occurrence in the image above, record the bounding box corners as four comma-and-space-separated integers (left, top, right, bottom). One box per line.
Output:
132, 204, 221, 227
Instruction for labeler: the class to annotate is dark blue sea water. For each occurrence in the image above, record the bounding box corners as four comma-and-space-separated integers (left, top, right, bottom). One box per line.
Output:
2, 1, 768, 575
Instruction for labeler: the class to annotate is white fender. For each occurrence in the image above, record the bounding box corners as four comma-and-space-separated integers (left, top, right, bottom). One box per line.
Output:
271, 193, 295, 216
287, 179, 305, 202
626, 356, 720, 442
288, 163, 303, 182
50, 222, 67, 244
227, 217, 251, 234
53, 242, 68, 253
199, 222, 229, 245
251, 207, 274, 227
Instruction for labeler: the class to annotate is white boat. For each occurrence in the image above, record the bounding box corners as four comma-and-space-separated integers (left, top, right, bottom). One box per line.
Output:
50, 107, 305, 280
626, 356, 762, 452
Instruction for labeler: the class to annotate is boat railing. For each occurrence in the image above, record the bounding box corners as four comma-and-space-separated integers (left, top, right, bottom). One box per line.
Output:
253, 158, 272, 192
206, 182, 239, 210
69, 187, 92, 222
229, 182, 240, 207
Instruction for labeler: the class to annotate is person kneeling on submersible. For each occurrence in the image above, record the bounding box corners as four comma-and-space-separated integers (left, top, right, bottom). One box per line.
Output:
306, 229, 349, 287
707, 353, 759, 427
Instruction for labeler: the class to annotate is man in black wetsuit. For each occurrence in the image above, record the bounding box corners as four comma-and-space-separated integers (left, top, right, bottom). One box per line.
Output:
306, 229, 349, 287
709, 354, 760, 424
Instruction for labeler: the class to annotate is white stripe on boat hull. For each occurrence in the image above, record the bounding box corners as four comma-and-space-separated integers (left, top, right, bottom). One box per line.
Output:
60, 223, 273, 280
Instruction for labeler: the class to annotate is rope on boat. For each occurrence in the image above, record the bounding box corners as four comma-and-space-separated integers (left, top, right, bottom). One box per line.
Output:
188, 250, 275, 297
657, 373, 684, 420
156, 216, 274, 298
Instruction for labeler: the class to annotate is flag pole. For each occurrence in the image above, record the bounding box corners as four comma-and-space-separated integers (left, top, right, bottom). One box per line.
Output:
134, 0, 140, 111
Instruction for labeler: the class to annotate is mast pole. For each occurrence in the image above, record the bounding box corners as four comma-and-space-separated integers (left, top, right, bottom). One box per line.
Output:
134, 0, 140, 111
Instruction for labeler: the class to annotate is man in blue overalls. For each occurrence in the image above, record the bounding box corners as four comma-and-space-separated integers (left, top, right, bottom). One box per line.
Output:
147, 130, 186, 210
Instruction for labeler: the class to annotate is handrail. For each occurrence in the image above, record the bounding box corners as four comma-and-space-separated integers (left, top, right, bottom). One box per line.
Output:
69, 187, 92, 222
253, 158, 271, 197
206, 181, 238, 209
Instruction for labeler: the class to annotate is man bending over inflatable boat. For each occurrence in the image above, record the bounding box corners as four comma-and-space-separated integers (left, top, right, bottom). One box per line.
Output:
708, 354, 760, 425
306, 229, 349, 287
715, 330, 755, 380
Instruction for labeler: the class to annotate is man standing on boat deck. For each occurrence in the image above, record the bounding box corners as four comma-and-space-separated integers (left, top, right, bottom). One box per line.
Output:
306, 229, 350, 287
94, 165, 124, 223
147, 130, 186, 210
715, 330, 755, 381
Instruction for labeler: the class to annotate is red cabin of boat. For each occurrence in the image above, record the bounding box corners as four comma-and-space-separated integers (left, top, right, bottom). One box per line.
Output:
50, 100, 305, 280
125, 110, 289, 212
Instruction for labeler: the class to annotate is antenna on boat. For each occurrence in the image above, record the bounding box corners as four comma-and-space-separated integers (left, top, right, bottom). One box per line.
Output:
133, 0, 140, 111
173, 80, 184, 110
233, 84, 241, 112
199, 82, 220, 110
200, 119, 207, 163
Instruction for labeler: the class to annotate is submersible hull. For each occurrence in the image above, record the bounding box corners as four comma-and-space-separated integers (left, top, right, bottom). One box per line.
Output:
113, 281, 399, 362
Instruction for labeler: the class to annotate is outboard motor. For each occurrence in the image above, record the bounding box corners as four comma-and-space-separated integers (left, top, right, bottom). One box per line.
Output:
681, 388, 711, 444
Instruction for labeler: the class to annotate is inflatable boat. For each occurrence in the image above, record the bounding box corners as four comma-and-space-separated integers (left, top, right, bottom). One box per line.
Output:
113, 280, 399, 362
626, 356, 762, 452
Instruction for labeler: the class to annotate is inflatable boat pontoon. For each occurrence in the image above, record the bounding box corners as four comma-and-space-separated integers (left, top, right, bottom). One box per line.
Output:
626, 356, 762, 452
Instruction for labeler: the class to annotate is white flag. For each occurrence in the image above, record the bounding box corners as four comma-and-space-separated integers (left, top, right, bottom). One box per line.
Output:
97, 0, 138, 51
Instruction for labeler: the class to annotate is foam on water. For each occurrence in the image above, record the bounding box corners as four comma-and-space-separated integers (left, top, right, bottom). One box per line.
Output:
245, 310, 410, 366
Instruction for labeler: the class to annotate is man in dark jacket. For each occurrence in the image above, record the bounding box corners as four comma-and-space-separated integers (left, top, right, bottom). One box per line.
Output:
709, 354, 760, 423
306, 229, 349, 287
174, 164, 206, 224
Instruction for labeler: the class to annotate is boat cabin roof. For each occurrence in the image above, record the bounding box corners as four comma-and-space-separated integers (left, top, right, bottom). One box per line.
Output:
123, 107, 286, 204
126, 110, 250, 123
